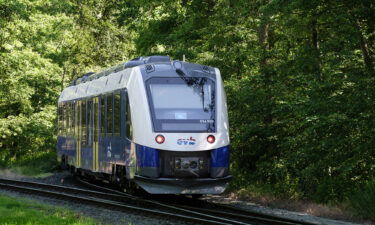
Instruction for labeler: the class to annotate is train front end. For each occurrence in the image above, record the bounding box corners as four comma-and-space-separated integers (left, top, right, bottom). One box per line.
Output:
129, 59, 231, 194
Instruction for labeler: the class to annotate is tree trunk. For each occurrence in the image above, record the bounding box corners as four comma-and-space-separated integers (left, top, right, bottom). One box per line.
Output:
258, 19, 273, 125
61, 68, 65, 92
348, 12, 374, 72
311, 18, 322, 81
357, 21, 374, 72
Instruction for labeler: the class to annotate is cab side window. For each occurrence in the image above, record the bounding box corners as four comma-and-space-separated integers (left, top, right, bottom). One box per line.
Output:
125, 92, 133, 140
114, 92, 121, 136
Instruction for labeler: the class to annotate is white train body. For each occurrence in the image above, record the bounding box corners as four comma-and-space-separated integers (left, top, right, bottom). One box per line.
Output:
57, 56, 231, 194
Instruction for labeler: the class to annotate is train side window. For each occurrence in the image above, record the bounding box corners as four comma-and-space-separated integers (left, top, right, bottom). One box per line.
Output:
107, 93, 113, 136
71, 102, 75, 137
68, 102, 71, 136
60, 104, 63, 135
58, 104, 61, 135
62, 103, 66, 135
82, 100, 87, 145
113, 92, 121, 136
87, 98, 93, 145
67, 102, 70, 135
70, 102, 73, 136
126, 93, 133, 140
94, 99, 99, 142
64, 102, 69, 136
62, 103, 65, 135
76, 101, 81, 139
57, 104, 59, 135
65, 103, 68, 135
100, 96, 106, 136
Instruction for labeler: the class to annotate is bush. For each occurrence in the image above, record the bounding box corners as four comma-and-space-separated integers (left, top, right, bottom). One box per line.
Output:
0, 106, 56, 167
349, 180, 375, 220
12, 151, 58, 176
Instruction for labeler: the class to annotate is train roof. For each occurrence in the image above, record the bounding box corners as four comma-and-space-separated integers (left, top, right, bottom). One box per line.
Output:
69, 55, 171, 87
59, 55, 218, 103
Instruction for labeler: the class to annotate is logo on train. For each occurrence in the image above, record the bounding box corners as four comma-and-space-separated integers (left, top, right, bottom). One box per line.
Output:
177, 137, 196, 145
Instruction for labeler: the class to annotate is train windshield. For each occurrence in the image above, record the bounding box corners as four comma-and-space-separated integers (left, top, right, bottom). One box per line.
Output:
146, 77, 215, 132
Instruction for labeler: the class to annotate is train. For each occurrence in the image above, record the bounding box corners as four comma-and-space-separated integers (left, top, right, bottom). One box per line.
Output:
57, 56, 231, 195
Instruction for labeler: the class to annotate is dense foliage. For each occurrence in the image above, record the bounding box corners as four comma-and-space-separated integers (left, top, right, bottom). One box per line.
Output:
0, 0, 374, 212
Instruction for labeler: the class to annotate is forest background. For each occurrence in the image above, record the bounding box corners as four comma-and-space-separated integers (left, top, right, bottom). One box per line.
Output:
0, 0, 374, 219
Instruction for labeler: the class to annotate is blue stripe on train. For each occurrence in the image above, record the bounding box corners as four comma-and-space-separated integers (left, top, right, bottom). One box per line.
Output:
135, 144, 230, 168
210, 146, 230, 167
135, 144, 159, 167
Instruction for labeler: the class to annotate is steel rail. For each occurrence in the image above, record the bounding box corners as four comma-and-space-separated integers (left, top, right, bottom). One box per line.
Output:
170, 204, 314, 225
76, 178, 251, 225
210, 203, 318, 225
0, 177, 318, 225
76, 178, 317, 225
0, 178, 245, 225
166, 196, 319, 225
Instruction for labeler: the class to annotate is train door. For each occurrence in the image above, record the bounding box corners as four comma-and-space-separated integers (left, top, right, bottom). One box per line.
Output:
80, 99, 87, 169
93, 97, 99, 171
81, 98, 93, 170
99, 95, 106, 172
80, 97, 99, 171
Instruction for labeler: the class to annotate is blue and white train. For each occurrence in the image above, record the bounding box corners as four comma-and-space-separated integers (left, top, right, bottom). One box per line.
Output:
57, 56, 231, 194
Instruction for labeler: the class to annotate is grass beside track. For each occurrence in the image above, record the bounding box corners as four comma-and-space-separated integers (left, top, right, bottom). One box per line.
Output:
0, 152, 58, 178
0, 194, 101, 225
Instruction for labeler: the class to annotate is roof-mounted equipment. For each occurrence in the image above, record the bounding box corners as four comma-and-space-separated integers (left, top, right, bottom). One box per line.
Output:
69, 55, 171, 86
124, 55, 171, 69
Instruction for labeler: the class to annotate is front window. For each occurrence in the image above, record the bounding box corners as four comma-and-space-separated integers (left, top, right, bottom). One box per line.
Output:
146, 77, 215, 132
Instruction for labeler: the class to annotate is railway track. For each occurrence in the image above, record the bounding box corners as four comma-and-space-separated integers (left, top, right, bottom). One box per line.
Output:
0, 177, 317, 225
76, 178, 318, 225
148, 194, 319, 225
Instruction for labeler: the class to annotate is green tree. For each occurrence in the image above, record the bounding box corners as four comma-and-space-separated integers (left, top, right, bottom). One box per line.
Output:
0, 0, 374, 208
